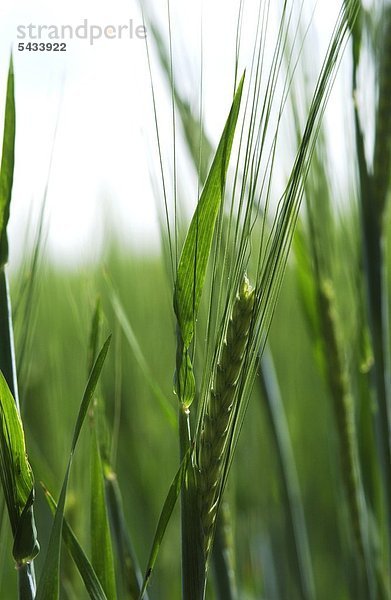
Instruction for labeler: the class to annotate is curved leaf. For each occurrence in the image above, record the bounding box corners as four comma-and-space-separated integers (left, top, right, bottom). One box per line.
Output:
174, 74, 245, 408
139, 447, 191, 599
42, 484, 108, 600
90, 428, 117, 600
174, 74, 245, 349
0, 371, 39, 564
36, 336, 111, 600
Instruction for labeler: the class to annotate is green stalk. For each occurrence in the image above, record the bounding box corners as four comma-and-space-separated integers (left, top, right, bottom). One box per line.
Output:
17, 563, 36, 600
359, 195, 391, 542
0, 498, 8, 591
352, 7, 391, 555
179, 405, 205, 600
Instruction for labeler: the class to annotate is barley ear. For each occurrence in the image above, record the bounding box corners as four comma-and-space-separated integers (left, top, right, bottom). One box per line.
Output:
197, 275, 255, 560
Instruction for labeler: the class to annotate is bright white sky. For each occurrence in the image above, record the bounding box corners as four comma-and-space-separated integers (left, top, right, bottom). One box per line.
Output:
0, 0, 349, 269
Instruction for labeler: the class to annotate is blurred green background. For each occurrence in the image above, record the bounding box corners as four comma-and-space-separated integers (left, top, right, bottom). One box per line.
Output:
1, 0, 391, 598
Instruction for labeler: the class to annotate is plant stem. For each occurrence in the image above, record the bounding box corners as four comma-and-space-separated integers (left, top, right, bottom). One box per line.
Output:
352, 36, 391, 560
0, 269, 19, 410
18, 564, 36, 600
360, 204, 391, 545
179, 405, 205, 600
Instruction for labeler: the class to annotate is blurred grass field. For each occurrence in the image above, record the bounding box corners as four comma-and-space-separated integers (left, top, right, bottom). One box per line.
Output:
3, 241, 369, 598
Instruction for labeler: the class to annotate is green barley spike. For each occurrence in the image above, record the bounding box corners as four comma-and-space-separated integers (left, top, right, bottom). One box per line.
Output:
319, 281, 368, 570
197, 275, 255, 559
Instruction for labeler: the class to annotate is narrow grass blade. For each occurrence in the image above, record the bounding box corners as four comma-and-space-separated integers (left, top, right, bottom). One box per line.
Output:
41, 484, 108, 600
71, 336, 111, 450
87, 298, 142, 599
174, 73, 245, 408
139, 447, 191, 600
104, 469, 147, 600
88, 298, 104, 373
107, 284, 176, 429
90, 429, 117, 600
259, 348, 315, 600
0, 56, 19, 410
87, 299, 116, 598
36, 336, 111, 600
0, 55, 15, 269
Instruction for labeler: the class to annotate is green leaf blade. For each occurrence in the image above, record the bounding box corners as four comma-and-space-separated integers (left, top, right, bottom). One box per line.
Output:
0, 371, 32, 517
42, 484, 108, 600
0, 56, 15, 268
72, 335, 111, 450
139, 448, 191, 599
90, 429, 117, 600
174, 74, 245, 409
104, 470, 146, 599
107, 284, 176, 429
174, 74, 245, 350
36, 336, 111, 600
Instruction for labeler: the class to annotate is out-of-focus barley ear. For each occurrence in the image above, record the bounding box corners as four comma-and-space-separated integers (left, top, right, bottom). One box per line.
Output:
318, 280, 374, 593
197, 275, 255, 561
212, 501, 237, 600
